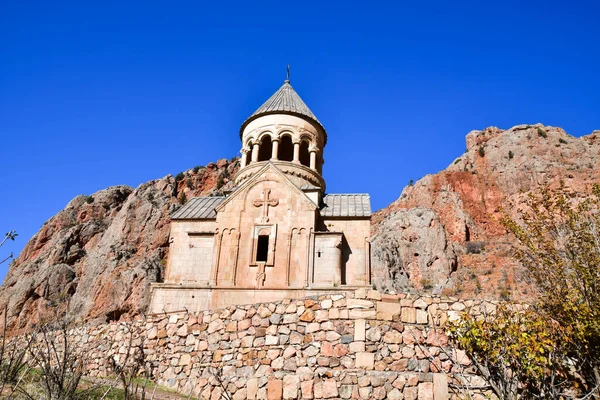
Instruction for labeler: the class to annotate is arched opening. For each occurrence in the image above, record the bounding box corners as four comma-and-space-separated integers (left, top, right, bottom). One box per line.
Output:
279, 136, 294, 162
245, 140, 254, 166
299, 141, 310, 167
257, 135, 273, 162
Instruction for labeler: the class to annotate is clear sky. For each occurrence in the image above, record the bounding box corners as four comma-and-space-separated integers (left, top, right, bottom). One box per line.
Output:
1, 1, 599, 280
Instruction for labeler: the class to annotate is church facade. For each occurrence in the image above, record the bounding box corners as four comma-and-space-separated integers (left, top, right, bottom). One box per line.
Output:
150, 78, 372, 313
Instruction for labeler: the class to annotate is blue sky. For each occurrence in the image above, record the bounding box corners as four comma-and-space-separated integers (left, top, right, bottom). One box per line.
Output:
1, 1, 599, 280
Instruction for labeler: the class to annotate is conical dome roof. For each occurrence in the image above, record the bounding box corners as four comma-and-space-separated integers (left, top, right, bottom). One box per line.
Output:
240, 80, 327, 142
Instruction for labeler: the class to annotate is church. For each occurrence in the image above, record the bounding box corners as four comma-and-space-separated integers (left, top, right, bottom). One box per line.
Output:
150, 76, 372, 313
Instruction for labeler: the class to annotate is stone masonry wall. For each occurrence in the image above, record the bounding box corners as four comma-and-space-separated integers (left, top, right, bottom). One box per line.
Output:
79, 289, 495, 399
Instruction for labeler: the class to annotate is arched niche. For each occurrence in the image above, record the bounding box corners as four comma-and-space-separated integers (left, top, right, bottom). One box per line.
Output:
258, 135, 273, 162
279, 135, 294, 162
299, 140, 310, 167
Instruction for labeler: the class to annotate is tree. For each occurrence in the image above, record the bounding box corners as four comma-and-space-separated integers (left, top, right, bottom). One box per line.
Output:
0, 230, 17, 265
450, 185, 600, 399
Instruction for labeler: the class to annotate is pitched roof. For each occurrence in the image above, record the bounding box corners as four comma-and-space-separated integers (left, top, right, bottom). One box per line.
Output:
320, 194, 372, 218
171, 196, 225, 220
240, 80, 327, 142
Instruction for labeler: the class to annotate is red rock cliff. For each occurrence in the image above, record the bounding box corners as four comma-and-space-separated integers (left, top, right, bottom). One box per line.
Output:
371, 124, 600, 300
0, 159, 239, 332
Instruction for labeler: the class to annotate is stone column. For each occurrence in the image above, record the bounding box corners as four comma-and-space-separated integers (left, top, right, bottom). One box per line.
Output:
241, 149, 248, 168
251, 142, 259, 163
293, 141, 300, 164
309, 150, 317, 170
271, 138, 280, 160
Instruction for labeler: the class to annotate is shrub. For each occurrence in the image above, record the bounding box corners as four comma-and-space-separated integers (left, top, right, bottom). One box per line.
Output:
419, 278, 433, 290
559, 138, 568, 144
478, 146, 485, 157
537, 127, 547, 138
508, 150, 514, 159
178, 191, 187, 204
216, 176, 225, 190
186, 179, 194, 189
408, 179, 414, 186
85, 195, 94, 204
175, 172, 184, 182
465, 241, 485, 254
192, 165, 201, 173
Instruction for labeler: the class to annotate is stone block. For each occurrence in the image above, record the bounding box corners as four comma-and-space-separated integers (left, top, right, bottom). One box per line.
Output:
349, 341, 365, 352
301, 380, 314, 399
376, 301, 401, 321
283, 375, 300, 399
354, 319, 366, 341
418, 382, 434, 400
267, 379, 283, 400
401, 307, 417, 323
367, 290, 382, 300
416, 309, 429, 324
348, 309, 376, 319
314, 379, 338, 399
432, 374, 448, 400
355, 352, 374, 369
347, 299, 374, 309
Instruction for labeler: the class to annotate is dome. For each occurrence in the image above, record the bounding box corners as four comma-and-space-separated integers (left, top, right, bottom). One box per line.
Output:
240, 80, 327, 144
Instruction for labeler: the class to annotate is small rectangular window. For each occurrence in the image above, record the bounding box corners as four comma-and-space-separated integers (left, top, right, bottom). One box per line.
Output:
256, 235, 269, 262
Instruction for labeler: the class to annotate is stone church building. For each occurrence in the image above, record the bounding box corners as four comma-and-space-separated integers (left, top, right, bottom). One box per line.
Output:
150, 78, 371, 313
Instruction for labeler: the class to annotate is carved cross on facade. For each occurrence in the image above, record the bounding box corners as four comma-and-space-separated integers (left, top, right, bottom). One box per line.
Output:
253, 189, 279, 223
255, 262, 268, 288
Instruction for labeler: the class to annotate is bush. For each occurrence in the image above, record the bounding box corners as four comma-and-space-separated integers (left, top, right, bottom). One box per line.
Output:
465, 241, 485, 254
85, 195, 94, 204
502, 186, 600, 390
178, 191, 187, 204
559, 138, 568, 144
478, 146, 485, 157
192, 165, 202, 173
216, 176, 225, 190
408, 179, 414, 186
537, 127, 547, 138
508, 150, 514, 159
175, 172, 184, 182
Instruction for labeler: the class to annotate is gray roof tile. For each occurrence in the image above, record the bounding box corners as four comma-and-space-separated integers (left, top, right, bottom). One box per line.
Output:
320, 194, 371, 218
240, 80, 327, 142
171, 197, 225, 220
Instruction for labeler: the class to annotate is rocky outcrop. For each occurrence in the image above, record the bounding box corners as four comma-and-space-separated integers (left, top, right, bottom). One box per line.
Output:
0, 159, 239, 332
372, 124, 600, 300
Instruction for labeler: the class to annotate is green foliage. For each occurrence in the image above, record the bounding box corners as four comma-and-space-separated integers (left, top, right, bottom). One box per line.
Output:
478, 146, 485, 157
408, 179, 414, 186
448, 305, 567, 398
508, 150, 514, 159
451, 186, 600, 398
502, 186, 600, 388
465, 241, 485, 254
85, 195, 94, 204
178, 191, 187, 204
454, 158, 461, 164
186, 179, 194, 189
192, 165, 203, 173
216, 175, 225, 190
174, 172, 184, 182
537, 127, 547, 138
559, 138, 568, 144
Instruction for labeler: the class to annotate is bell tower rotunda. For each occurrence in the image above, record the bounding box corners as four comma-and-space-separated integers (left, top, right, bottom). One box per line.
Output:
235, 77, 327, 192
